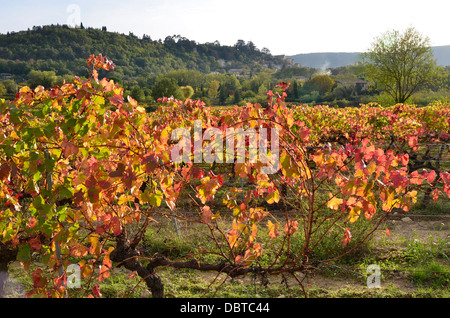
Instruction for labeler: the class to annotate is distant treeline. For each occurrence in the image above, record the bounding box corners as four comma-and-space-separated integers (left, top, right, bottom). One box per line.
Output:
1, 25, 450, 107
0, 24, 283, 79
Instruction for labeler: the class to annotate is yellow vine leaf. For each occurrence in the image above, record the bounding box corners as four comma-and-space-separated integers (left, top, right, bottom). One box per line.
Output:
327, 194, 344, 210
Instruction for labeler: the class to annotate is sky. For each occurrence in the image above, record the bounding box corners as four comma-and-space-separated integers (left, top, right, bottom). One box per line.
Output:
1, 0, 449, 55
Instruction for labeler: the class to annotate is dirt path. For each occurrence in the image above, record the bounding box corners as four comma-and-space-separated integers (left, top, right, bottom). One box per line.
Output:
384, 214, 449, 242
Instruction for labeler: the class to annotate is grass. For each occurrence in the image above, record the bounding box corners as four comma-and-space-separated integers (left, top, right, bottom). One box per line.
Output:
5, 241, 449, 298
408, 191, 450, 215
402, 235, 449, 265
410, 261, 450, 288
3, 191, 449, 298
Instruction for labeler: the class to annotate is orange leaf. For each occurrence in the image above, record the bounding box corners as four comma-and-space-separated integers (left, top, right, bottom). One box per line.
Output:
342, 228, 352, 247
408, 136, 418, 150
284, 220, 299, 236
409, 171, 423, 185
267, 220, 279, 239
127, 95, 138, 108
327, 194, 344, 210
399, 154, 409, 166
201, 205, 213, 224
27, 217, 37, 229
99, 265, 110, 282
432, 189, 440, 202
101, 78, 115, 93
426, 170, 436, 183
88, 234, 101, 256
227, 220, 240, 248
92, 69, 99, 82
312, 150, 324, 165
235, 163, 252, 179
61, 142, 79, 158
70, 242, 89, 258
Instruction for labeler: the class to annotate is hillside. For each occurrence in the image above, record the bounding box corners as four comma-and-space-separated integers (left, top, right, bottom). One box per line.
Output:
432, 45, 450, 67
289, 45, 450, 68
0, 25, 284, 81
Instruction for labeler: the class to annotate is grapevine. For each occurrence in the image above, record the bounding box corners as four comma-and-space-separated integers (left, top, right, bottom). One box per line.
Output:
0, 55, 449, 298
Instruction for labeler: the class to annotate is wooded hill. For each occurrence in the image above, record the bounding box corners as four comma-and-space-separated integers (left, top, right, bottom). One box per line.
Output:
0, 24, 285, 81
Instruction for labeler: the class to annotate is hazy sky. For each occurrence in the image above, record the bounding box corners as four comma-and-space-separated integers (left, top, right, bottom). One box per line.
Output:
1, 0, 449, 55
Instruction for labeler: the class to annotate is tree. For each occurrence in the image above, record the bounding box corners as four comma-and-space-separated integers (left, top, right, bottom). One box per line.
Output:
208, 80, 220, 101
27, 70, 58, 89
234, 39, 246, 51
1, 80, 16, 94
233, 89, 242, 104
0, 83, 6, 97
257, 84, 267, 96
292, 80, 300, 100
130, 86, 146, 103
151, 77, 183, 100
246, 41, 257, 52
218, 84, 227, 105
307, 75, 335, 95
363, 27, 437, 104
261, 47, 271, 55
